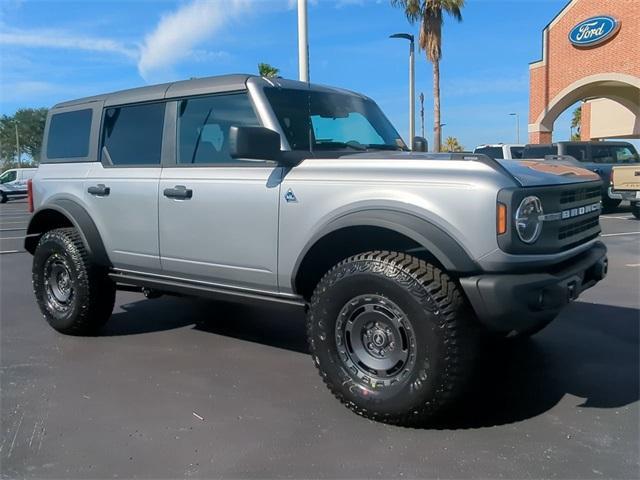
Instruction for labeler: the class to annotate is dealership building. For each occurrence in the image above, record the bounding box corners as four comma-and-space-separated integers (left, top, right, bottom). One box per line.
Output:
528, 0, 639, 143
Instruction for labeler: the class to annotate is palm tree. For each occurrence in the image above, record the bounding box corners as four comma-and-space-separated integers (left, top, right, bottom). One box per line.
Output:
258, 63, 280, 78
571, 106, 581, 140
442, 136, 463, 152
391, 0, 464, 152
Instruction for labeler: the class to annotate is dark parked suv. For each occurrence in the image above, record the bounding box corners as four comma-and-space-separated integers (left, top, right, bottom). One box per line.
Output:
522, 141, 640, 209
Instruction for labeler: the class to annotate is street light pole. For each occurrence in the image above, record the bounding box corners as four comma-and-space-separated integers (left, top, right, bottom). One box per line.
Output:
14, 122, 21, 168
390, 33, 415, 149
419, 92, 425, 138
509, 113, 520, 144
298, 0, 309, 82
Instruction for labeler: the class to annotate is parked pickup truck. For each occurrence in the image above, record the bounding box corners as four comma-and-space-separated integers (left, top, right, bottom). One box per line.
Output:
25, 75, 608, 425
522, 141, 640, 210
612, 165, 640, 218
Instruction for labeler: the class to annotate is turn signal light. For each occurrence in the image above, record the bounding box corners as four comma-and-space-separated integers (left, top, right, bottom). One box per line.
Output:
497, 203, 507, 235
27, 178, 34, 213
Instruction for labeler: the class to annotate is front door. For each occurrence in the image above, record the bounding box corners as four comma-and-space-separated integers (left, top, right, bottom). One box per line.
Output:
158, 92, 281, 291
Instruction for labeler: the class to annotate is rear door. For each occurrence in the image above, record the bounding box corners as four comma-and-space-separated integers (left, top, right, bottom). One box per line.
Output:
84, 102, 167, 271
158, 92, 281, 291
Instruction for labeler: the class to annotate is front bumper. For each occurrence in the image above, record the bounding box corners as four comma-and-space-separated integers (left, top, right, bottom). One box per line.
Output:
460, 242, 608, 332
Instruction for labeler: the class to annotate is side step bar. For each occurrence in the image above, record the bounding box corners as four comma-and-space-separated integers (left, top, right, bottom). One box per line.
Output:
108, 271, 307, 308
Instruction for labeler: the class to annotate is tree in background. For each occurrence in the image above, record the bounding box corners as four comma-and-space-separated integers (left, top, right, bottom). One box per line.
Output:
0, 108, 48, 169
441, 136, 463, 152
570, 106, 581, 141
258, 63, 280, 78
391, 0, 465, 153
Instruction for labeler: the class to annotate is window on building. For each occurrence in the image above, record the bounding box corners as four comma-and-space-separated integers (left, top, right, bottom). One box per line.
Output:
47, 109, 92, 159
101, 103, 165, 166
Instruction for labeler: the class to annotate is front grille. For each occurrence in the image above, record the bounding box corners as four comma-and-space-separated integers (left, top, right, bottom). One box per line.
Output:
560, 185, 600, 204
558, 216, 600, 240
497, 180, 603, 254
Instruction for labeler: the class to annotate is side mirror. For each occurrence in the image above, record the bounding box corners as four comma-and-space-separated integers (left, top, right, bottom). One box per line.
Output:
229, 126, 281, 161
412, 136, 428, 152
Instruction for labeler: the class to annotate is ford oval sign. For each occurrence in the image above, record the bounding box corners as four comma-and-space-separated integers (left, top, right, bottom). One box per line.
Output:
569, 16, 620, 47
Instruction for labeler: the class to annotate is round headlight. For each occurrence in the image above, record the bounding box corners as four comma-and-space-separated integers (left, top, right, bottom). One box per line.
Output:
515, 196, 543, 244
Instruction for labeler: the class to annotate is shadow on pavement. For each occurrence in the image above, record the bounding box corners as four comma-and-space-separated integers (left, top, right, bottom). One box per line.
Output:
102, 296, 639, 428
435, 301, 639, 429
103, 295, 309, 353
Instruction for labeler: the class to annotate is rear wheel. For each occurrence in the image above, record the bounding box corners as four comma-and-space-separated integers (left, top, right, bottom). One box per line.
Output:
307, 251, 479, 425
631, 201, 640, 219
0, 192, 7, 203
32, 228, 115, 335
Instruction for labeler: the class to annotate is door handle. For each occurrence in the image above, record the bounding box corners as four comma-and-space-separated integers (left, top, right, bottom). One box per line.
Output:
87, 184, 110, 196
163, 185, 193, 200
592, 168, 602, 174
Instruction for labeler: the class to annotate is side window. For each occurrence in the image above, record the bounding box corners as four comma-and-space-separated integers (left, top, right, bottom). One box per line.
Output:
177, 93, 260, 164
0, 170, 17, 184
101, 103, 165, 166
47, 109, 92, 159
565, 145, 588, 162
475, 147, 504, 159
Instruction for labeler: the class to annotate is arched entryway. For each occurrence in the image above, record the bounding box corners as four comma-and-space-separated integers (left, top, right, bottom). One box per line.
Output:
529, 73, 640, 143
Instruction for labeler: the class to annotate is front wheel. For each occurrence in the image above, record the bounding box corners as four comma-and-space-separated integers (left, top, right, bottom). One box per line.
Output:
631, 201, 640, 219
0, 192, 7, 204
307, 251, 479, 426
32, 228, 115, 335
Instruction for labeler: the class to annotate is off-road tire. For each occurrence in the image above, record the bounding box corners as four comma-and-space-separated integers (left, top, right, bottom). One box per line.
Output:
32, 227, 115, 335
307, 250, 479, 426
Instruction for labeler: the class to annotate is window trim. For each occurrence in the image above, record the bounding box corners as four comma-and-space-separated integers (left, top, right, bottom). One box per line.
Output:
168, 90, 275, 168
99, 100, 167, 169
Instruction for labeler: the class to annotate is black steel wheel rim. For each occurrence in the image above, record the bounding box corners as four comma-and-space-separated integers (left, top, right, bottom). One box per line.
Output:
335, 294, 416, 388
44, 254, 74, 311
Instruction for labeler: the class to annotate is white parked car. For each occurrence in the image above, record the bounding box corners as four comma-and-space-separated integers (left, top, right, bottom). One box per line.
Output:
474, 144, 524, 160
0, 168, 38, 203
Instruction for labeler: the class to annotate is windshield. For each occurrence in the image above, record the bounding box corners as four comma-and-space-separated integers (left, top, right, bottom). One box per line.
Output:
0, 170, 16, 184
264, 88, 407, 152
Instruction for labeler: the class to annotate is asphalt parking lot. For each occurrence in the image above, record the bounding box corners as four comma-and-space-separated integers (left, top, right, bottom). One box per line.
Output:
1, 198, 638, 479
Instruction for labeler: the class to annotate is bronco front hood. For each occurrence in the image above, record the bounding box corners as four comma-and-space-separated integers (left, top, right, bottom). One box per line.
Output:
494, 159, 601, 187
337, 151, 601, 187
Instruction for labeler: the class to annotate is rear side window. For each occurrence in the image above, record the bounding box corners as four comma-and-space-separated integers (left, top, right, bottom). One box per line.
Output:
510, 146, 524, 159
47, 109, 92, 159
522, 146, 557, 158
101, 103, 165, 166
565, 145, 588, 162
475, 147, 504, 159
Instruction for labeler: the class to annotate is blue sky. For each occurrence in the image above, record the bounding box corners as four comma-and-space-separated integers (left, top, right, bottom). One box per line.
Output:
0, 0, 581, 149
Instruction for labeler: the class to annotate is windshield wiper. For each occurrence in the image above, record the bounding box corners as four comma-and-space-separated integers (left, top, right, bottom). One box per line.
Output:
315, 141, 367, 151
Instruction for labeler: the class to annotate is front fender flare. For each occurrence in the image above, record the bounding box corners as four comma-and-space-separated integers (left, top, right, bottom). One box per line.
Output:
291, 209, 479, 283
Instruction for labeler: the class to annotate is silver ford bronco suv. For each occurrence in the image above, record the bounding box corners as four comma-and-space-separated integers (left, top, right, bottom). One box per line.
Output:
26, 75, 608, 425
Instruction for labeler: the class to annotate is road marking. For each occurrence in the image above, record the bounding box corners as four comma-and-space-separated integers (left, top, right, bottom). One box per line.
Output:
625, 263, 640, 267
600, 215, 634, 220
0, 250, 22, 254
601, 231, 640, 237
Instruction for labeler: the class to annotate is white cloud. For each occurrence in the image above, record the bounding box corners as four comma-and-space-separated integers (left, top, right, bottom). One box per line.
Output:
137, 0, 249, 81
0, 28, 138, 59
